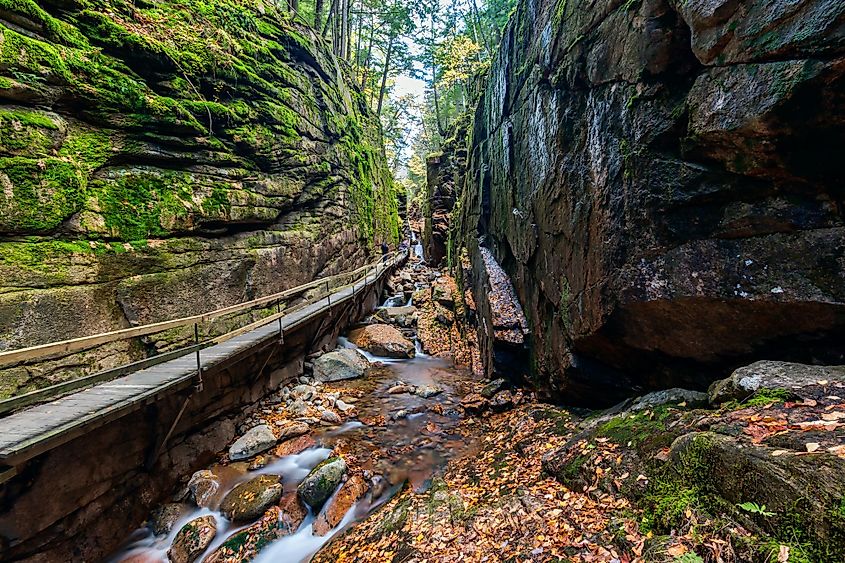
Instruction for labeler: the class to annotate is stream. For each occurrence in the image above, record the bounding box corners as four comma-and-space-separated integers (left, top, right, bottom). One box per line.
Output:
112, 268, 480, 563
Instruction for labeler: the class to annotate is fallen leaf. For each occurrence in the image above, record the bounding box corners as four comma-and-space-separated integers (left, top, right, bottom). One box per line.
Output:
778, 545, 790, 562
666, 544, 687, 557
806, 442, 821, 453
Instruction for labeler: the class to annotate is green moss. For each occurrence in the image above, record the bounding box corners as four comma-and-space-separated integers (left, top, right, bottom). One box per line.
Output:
0, 0, 87, 47
640, 434, 716, 533
597, 407, 673, 447
92, 170, 203, 239
58, 128, 113, 173
0, 156, 86, 232
0, 107, 58, 154
0, 27, 72, 83
743, 388, 793, 407
560, 454, 588, 484
201, 184, 231, 216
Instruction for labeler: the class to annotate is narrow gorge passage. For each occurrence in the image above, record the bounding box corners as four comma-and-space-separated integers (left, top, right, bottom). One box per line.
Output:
1, 0, 843, 561
111, 255, 488, 563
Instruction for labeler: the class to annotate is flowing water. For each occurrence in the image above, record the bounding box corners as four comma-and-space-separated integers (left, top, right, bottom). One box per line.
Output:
113, 329, 479, 562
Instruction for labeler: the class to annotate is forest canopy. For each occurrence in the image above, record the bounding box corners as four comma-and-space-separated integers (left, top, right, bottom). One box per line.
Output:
280, 0, 516, 176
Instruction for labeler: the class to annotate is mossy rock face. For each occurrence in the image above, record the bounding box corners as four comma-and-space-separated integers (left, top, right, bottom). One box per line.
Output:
0, 0, 399, 398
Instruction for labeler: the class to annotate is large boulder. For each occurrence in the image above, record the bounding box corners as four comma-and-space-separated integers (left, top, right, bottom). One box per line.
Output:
219, 475, 284, 522
542, 362, 845, 561
313, 348, 370, 382
228, 425, 277, 461
313, 474, 367, 536
168, 516, 216, 563
297, 457, 347, 510
452, 0, 845, 406
347, 324, 416, 359
709, 361, 845, 404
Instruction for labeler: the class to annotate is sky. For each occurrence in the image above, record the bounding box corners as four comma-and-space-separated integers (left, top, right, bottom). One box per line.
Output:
386, 37, 428, 173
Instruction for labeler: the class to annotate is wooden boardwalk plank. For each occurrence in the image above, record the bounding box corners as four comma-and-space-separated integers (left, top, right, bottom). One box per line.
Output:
0, 260, 399, 466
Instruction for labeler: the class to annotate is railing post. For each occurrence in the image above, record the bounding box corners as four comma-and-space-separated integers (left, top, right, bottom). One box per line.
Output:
326, 280, 331, 306
193, 323, 203, 392
276, 300, 283, 339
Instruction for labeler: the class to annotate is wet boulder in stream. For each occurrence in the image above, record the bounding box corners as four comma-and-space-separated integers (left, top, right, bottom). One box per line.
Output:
168, 516, 216, 563
219, 475, 284, 522
313, 474, 367, 536
313, 349, 370, 382
228, 424, 277, 461
297, 457, 347, 509
203, 504, 303, 563
347, 324, 416, 359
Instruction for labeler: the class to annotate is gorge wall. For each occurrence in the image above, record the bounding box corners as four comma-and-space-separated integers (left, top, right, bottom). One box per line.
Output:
0, 0, 399, 397
452, 0, 845, 405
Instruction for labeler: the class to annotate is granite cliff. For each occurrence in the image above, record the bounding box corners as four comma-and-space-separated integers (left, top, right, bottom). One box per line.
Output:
0, 0, 399, 397
449, 0, 845, 405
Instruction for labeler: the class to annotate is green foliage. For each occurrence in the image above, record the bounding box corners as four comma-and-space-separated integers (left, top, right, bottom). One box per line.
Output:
744, 388, 793, 407
673, 553, 704, 563
738, 502, 776, 517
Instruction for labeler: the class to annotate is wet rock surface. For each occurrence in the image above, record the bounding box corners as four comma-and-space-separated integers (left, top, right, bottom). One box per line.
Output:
219, 475, 284, 522
313, 475, 367, 536
312, 349, 370, 382
297, 457, 348, 510
347, 324, 416, 359
228, 425, 277, 461
167, 516, 216, 563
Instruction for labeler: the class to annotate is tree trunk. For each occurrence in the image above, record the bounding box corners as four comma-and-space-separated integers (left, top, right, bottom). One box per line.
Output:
360, 14, 375, 89
470, 0, 492, 58
429, 13, 446, 136
345, 0, 354, 62
340, 0, 349, 59
314, 0, 324, 30
354, 6, 363, 69
322, 0, 337, 37
288, 0, 299, 14
376, 35, 394, 116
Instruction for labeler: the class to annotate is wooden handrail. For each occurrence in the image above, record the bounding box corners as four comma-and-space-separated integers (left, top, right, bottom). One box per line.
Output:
0, 252, 405, 415
0, 252, 402, 368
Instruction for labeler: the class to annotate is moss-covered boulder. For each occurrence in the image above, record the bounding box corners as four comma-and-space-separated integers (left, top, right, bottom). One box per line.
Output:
0, 0, 400, 397
297, 456, 347, 509
167, 515, 216, 563
219, 475, 283, 522
543, 361, 845, 561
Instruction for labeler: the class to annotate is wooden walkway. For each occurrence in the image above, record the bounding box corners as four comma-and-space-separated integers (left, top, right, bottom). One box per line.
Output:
0, 257, 399, 473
